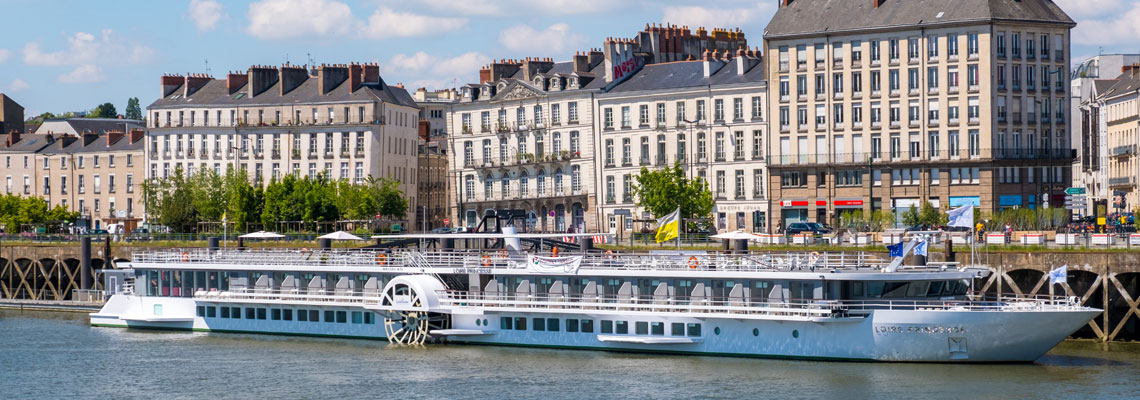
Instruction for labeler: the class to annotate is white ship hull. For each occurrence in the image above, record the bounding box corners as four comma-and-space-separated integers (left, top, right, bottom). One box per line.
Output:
91, 294, 1097, 362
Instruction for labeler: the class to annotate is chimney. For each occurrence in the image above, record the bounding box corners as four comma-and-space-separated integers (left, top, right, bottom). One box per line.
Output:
183, 73, 212, 97
418, 119, 430, 141
703, 49, 726, 77
362, 63, 380, 85
4, 131, 19, 147
317, 64, 350, 94
480, 59, 522, 84
161, 74, 185, 97
873, 0, 885, 8
247, 65, 279, 97
279, 63, 309, 95
106, 129, 124, 147
226, 71, 248, 95
128, 128, 144, 143
587, 49, 604, 68
572, 52, 590, 74
781, 0, 794, 6
348, 63, 363, 91
522, 57, 555, 82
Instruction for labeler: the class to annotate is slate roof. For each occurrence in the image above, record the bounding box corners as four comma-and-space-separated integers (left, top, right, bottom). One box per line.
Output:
38, 134, 144, 154
765, 0, 1074, 38
0, 134, 54, 153
1099, 73, 1140, 101
606, 59, 764, 93
147, 77, 417, 110
34, 118, 142, 136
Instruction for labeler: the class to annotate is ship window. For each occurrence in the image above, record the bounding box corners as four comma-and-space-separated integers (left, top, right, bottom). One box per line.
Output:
687, 323, 702, 337
882, 282, 910, 298
533, 317, 546, 331
271, 309, 281, 320
581, 319, 594, 333
865, 281, 885, 298
515, 317, 527, 330
257, 308, 267, 320
298, 309, 308, 321
352, 311, 363, 324
927, 281, 945, 297
567, 319, 579, 332
283, 309, 293, 321
635, 321, 648, 335
651, 322, 665, 335
601, 320, 614, 334
207, 307, 216, 318
547, 318, 560, 332
672, 323, 685, 336
232, 307, 241, 318
325, 310, 335, 322
906, 281, 930, 297
336, 311, 347, 323
221, 307, 230, 318
246, 307, 256, 319
309, 310, 319, 322
365, 312, 374, 324
616, 321, 629, 334
850, 281, 864, 298
501, 317, 513, 330
196, 306, 205, 317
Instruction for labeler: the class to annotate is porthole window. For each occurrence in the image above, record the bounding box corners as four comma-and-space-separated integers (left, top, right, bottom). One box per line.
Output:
753, 328, 759, 336
792, 329, 800, 338
714, 327, 721, 335
476, 319, 482, 326
484, 319, 489, 326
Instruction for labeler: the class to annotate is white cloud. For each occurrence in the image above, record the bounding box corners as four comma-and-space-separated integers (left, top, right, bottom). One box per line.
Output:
384, 51, 490, 89
8, 79, 29, 91
23, 29, 153, 67
1054, 0, 1125, 19
189, 0, 225, 32
661, 4, 774, 28
1071, 2, 1140, 46
499, 23, 586, 54
411, 0, 613, 16
58, 64, 105, 83
363, 8, 466, 39
0, 48, 9, 64
248, 0, 356, 39
248, 0, 465, 39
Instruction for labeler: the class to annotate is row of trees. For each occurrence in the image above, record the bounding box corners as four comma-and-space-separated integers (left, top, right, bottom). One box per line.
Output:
143, 168, 407, 233
25, 97, 142, 123
0, 194, 80, 233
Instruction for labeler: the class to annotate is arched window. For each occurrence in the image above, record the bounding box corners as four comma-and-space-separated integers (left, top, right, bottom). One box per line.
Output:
519, 170, 530, 196
536, 169, 547, 196
553, 168, 564, 195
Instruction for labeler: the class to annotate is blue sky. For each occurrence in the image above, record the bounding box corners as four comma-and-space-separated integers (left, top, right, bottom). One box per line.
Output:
0, 0, 1135, 117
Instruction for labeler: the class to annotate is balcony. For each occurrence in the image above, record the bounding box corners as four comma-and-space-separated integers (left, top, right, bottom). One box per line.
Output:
765, 148, 1075, 167
655, 156, 667, 166
606, 195, 615, 204
1110, 177, 1136, 187
715, 152, 726, 162
639, 157, 650, 166
1112, 145, 1136, 157
753, 189, 765, 200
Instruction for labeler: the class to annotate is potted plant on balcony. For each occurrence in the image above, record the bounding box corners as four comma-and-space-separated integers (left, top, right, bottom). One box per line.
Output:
560, 150, 571, 161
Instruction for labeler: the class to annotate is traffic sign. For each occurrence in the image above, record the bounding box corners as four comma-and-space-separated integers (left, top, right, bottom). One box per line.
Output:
1065, 187, 1086, 195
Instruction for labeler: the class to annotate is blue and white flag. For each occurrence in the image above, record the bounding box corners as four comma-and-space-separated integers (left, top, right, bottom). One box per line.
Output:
1049, 265, 1068, 285
887, 242, 904, 258
947, 204, 974, 229
913, 240, 928, 256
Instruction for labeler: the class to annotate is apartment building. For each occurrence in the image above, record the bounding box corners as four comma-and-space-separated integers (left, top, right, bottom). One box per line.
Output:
1100, 65, 1140, 212
1, 132, 53, 199
597, 49, 768, 235
0, 94, 24, 135
145, 63, 421, 221
414, 88, 457, 140
765, 0, 1074, 227
1072, 55, 1140, 214
31, 129, 146, 229
417, 141, 450, 231
448, 24, 749, 232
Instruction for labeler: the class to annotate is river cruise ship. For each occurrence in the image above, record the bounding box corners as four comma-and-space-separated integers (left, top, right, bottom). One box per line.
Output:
90, 232, 1098, 362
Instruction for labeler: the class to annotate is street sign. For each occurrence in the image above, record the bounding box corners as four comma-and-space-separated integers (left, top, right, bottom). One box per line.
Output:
1065, 187, 1086, 195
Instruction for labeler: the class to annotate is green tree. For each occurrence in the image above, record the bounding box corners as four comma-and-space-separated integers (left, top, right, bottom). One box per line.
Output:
373, 177, 408, 220
901, 205, 920, 227
143, 167, 198, 232
89, 102, 118, 118
917, 201, 946, 227
632, 163, 715, 230
125, 97, 142, 120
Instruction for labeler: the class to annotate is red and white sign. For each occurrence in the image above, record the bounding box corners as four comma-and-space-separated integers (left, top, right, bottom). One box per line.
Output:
780, 200, 809, 207
834, 200, 864, 206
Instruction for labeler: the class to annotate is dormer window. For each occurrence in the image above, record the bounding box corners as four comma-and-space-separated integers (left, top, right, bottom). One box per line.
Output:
570, 77, 578, 88
481, 87, 489, 97
551, 79, 560, 90
497, 83, 507, 92
534, 77, 543, 88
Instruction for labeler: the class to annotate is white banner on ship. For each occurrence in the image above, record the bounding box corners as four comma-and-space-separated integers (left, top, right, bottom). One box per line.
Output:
526, 255, 583, 274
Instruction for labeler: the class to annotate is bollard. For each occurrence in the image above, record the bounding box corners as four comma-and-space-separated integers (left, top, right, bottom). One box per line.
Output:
319, 238, 332, 250
80, 237, 91, 291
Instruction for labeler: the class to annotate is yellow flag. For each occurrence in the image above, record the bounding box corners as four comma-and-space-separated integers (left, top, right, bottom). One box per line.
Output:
655, 207, 680, 243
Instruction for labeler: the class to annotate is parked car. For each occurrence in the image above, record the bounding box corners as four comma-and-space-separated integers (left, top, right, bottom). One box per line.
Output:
785, 222, 831, 235
431, 227, 453, 234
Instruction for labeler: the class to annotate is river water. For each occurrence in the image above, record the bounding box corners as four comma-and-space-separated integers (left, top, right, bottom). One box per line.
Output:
2, 310, 1138, 399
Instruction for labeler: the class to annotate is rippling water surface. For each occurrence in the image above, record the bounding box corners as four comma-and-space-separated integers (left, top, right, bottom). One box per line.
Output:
2, 310, 1138, 399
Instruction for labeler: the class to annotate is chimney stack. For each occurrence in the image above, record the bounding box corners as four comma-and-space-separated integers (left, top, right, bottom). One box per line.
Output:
317, 64, 350, 94
349, 63, 363, 91
128, 128, 144, 144
247, 65, 279, 97
873, 0, 885, 8
106, 129, 124, 147
161, 74, 185, 97
362, 63, 380, 85
4, 131, 19, 147
226, 71, 248, 94
184, 73, 212, 97
279, 63, 309, 95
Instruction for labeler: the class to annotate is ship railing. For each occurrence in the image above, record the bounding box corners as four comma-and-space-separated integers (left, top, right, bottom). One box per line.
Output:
193, 287, 380, 305
436, 291, 1086, 316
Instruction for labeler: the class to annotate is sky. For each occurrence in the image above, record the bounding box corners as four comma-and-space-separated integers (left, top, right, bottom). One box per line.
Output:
0, 0, 1137, 118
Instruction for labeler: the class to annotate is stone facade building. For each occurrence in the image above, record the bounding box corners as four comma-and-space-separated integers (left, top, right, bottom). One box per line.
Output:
1072, 55, 1140, 215
0, 94, 25, 135
145, 63, 421, 221
1099, 65, 1140, 212
35, 129, 147, 229
764, 0, 1075, 227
